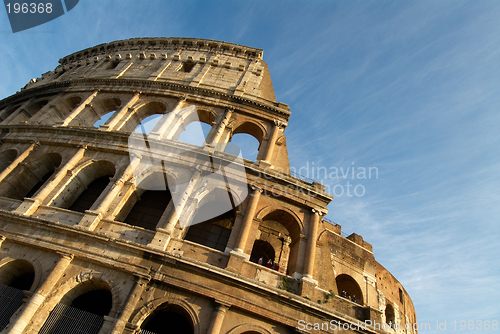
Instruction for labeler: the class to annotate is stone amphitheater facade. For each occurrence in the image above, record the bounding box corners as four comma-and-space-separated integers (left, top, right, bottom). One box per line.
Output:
0, 38, 416, 334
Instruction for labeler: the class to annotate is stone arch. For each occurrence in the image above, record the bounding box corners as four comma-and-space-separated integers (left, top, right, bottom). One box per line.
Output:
49, 159, 116, 210
35, 94, 83, 125
253, 207, 303, 275
68, 96, 121, 128
0, 258, 39, 331
46, 273, 121, 318
120, 170, 174, 230
226, 324, 273, 334
0, 149, 18, 173
132, 297, 200, 334
171, 104, 216, 141
336, 274, 364, 305
39, 275, 118, 334
12, 98, 50, 123
226, 122, 265, 160
0, 152, 62, 200
385, 303, 395, 326
0, 258, 36, 291
120, 100, 168, 132
183, 187, 239, 252
231, 121, 266, 144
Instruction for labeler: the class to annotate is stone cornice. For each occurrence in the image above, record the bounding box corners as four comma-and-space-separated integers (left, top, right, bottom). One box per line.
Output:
58, 37, 264, 65
0, 78, 291, 118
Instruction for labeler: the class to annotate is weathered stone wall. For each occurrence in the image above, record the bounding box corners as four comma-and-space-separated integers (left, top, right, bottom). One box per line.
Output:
0, 38, 416, 334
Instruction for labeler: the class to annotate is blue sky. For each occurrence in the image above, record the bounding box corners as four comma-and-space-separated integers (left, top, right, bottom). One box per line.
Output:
1, 1, 500, 332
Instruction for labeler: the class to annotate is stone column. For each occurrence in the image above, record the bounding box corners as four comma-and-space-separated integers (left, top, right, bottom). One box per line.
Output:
0, 235, 6, 247
148, 96, 186, 139
232, 186, 262, 253
206, 108, 233, 148
1, 98, 34, 124
27, 93, 66, 124
105, 92, 141, 131
206, 300, 231, 334
109, 276, 149, 334
14, 146, 86, 216
303, 209, 321, 280
79, 155, 142, 230
0, 142, 39, 183
149, 168, 202, 251
7, 253, 74, 334
260, 120, 285, 164
59, 90, 100, 126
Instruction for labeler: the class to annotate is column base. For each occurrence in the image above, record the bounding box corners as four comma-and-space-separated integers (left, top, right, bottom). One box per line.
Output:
225, 250, 249, 274
147, 229, 172, 252
13, 198, 40, 216
78, 210, 103, 230
300, 275, 318, 298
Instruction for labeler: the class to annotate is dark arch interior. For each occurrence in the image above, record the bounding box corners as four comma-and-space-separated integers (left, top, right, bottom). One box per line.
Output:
385, 304, 395, 325
336, 274, 363, 304
71, 289, 112, 316
184, 208, 235, 252
0, 150, 17, 173
141, 306, 193, 334
25, 170, 54, 198
124, 189, 172, 230
69, 176, 110, 213
0, 260, 35, 290
250, 239, 276, 265
9, 271, 35, 291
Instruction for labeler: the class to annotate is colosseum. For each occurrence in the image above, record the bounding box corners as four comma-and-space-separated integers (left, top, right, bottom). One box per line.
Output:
0, 37, 416, 334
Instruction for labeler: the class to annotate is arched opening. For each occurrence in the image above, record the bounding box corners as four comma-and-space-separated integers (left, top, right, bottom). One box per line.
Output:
250, 240, 275, 266
140, 304, 193, 334
227, 122, 263, 161
226, 133, 259, 161
124, 189, 172, 230
49, 160, 115, 211
30, 96, 82, 125
256, 210, 301, 275
39, 280, 112, 334
121, 101, 167, 132
0, 149, 17, 174
68, 97, 121, 128
134, 114, 163, 134
18, 99, 49, 122
184, 207, 235, 252
0, 153, 61, 200
93, 110, 115, 127
69, 176, 111, 213
177, 121, 212, 147
385, 304, 395, 327
336, 274, 364, 305
0, 260, 35, 331
119, 170, 173, 230
0, 259, 35, 291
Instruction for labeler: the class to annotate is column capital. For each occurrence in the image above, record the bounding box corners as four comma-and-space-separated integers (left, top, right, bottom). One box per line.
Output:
214, 299, 232, 309
250, 185, 262, 193
311, 208, 326, 216
56, 252, 74, 261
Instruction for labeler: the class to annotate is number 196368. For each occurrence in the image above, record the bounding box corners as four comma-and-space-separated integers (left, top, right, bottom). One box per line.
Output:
5, 2, 53, 14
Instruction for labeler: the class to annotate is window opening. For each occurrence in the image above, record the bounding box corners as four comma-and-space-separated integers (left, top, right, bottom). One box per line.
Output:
226, 133, 259, 161
69, 176, 110, 213
250, 240, 275, 266
184, 209, 234, 252
140, 305, 193, 334
93, 110, 115, 127
181, 61, 196, 73
124, 189, 172, 230
177, 121, 211, 147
